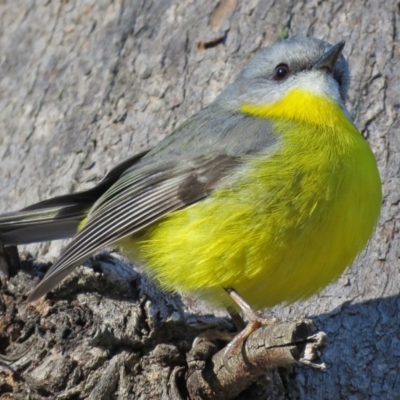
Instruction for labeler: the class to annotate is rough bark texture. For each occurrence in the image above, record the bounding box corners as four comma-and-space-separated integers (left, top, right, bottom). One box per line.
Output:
0, 0, 398, 399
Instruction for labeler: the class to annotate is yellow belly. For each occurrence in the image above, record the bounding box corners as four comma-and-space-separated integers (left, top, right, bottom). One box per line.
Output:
122, 93, 382, 310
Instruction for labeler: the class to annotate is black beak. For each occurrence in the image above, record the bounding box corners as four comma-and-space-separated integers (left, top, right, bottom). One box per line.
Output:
313, 41, 345, 73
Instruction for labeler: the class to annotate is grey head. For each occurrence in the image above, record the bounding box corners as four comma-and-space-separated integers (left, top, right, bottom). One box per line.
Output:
217, 37, 350, 110
143, 37, 350, 162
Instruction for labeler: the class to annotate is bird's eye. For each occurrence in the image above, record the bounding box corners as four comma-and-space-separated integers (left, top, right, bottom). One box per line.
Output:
273, 64, 290, 81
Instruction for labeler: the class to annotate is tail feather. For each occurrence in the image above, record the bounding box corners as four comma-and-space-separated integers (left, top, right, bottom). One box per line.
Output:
0, 150, 149, 246
0, 202, 92, 245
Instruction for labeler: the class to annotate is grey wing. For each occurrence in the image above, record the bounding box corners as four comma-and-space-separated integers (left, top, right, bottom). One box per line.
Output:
142, 104, 278, 162
27, 155, 241, 302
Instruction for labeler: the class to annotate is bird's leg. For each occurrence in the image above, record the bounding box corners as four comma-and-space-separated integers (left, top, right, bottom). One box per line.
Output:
227, 307, 246, 331
191, 288, 276, 371
223, 287, 276, 369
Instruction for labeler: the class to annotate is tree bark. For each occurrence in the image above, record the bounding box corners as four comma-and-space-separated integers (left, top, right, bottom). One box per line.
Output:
0, 0, 398, 399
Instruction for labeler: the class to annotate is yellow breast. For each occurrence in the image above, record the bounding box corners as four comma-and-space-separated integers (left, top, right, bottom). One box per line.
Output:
133, 89, 382, 310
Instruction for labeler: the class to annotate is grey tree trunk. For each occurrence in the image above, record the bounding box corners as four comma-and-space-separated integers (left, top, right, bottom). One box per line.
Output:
0, 1, 398, 399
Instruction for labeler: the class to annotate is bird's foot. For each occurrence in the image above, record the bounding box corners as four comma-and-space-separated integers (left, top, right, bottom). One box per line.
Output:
222, 287, 278, 371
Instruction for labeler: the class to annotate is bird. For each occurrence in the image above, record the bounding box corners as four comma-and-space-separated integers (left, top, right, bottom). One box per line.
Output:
0, 37, 382, 354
